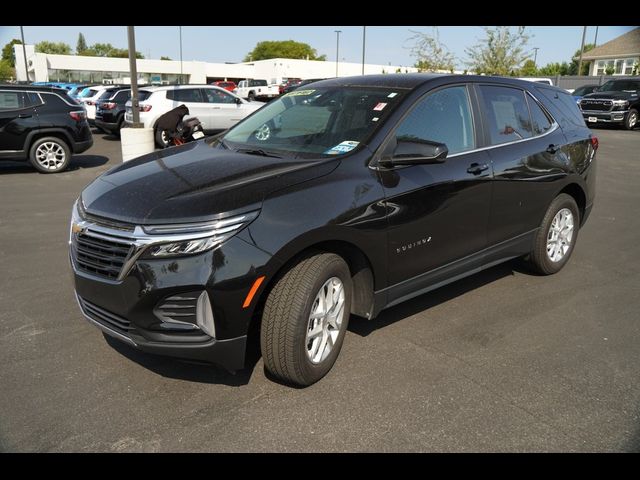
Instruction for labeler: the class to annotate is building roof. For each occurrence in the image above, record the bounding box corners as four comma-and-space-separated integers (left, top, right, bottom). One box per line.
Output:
581, 28, 640, 60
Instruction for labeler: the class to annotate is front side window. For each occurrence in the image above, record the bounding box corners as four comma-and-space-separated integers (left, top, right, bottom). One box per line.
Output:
394, 85, 475, 155
480, 85, 533, 145
203, 88, 236, 104
221, 87, 406, 158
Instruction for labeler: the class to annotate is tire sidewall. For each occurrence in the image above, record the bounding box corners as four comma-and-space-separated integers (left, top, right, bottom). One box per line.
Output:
294, 257, 352, 384
625, 109, 638, 130
154, 128, 170, 148
537, 194, 580, 274
28, 137, 71, 173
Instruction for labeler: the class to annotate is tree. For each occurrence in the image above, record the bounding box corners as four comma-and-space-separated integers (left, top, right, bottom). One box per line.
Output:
465, 26, 531, 75
570, 43, 595, 75
244, 40, 326, 62
519, 59, 538, 76
81, 43, 144, 59
35, 41, 72, 55
161, 56, 171, 61
0, 60, 15, 81
538, 62, 571, 76
76, 33, 87, 54
407, 27, 455, 72
2, 39, 22, 67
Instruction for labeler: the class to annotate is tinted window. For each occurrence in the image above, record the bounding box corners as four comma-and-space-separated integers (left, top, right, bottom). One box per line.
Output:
395, 86, 475, 155
479, 85, 532, 145
203, 88, 236, 104
536, 87, 585, 129
0, 91, 24, 110
39, 93, 74, 111
97, 90, 114, 101
166, 88, 203, 103
249, 80, 268, 87
526, 94, 553, 135
573, 85, 597, 96
138, 90, 153, 101
25, 92, 43, 107
114, 90, 131, 102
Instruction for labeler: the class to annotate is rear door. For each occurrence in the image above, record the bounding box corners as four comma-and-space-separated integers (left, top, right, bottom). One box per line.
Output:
166, 88, 210, 129
476, 84, 568, 259
0, 90, 40, 156
201, 88, 245, 130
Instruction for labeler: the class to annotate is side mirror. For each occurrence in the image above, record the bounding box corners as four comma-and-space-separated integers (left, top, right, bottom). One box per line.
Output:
388, 138, 448, 166
235, 97, 242, 105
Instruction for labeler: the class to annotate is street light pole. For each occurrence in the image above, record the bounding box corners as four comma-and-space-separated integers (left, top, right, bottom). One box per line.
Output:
179, 26, 183, 84
578, 26, 587, 76
20, 26, 29, 82
334, 30, 342, 77
361, 26, 366, 75
593, 26, 599, 47
127, 26, 142, 127
533, 47, 539, 67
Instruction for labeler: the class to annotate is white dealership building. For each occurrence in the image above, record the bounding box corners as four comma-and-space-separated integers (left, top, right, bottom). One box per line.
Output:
14, 45, 418, 85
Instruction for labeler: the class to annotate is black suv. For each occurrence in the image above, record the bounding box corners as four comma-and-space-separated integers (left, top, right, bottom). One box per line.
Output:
95, 86, 131, 137
579, 78, 640, 129
70, 75, 597, 386
0, 85, 93, 173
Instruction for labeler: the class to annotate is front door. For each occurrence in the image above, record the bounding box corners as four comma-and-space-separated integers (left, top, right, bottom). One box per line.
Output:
0, 90, 39, 156
202, 88, 246, 130
377, 85, 492, 290
167, 88, 210, 130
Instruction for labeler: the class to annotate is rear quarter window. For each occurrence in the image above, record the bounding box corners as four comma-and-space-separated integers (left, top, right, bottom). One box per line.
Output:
535, 86, 586, 130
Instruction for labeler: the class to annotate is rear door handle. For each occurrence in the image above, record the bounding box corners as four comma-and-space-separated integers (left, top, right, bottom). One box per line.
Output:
18, 114, 32, 118
546, 144, 559, 154
467, 163, 489, 175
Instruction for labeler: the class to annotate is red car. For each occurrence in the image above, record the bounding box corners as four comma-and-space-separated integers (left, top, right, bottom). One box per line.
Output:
211, 81, 237, 92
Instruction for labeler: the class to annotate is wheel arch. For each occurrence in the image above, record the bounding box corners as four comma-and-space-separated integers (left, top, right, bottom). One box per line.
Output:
25, 129, 73, 153
558, 183, 586, 225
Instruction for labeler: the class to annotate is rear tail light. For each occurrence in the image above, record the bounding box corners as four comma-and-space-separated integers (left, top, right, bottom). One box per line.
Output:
69, 111, 86, 121
101, 102, 116, 110
590, 136, 599, 150
140, 104, 152, 112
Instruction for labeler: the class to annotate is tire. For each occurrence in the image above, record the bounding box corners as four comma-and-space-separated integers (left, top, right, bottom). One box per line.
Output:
248, 91, 255, 102
260, 253, 352, 386
624, 108, 638, 130
527, 193, 580, 275
28, 136, 71, 173
154, 128, 170, 148
114, 116, 125, 138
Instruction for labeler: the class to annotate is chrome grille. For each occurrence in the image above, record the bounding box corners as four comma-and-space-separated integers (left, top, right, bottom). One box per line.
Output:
580, 99, 612, 112
73, 231, 133, 280
78, 296, 131, 336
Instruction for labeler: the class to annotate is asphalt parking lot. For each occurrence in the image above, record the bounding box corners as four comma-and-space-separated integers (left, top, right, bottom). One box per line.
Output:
1, 127, 639, 452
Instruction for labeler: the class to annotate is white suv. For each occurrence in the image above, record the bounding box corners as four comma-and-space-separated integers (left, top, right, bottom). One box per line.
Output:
125, 85, 263, 146
77, 85, 114, 125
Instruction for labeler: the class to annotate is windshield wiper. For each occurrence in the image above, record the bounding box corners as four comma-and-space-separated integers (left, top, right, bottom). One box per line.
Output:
236, 148, 282, 158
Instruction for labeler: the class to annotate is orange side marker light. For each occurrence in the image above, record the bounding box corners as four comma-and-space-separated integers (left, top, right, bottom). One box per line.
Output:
242, 275, 266, 309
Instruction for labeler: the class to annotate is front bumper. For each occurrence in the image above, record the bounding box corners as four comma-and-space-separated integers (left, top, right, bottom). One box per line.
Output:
582, 109, 628, 124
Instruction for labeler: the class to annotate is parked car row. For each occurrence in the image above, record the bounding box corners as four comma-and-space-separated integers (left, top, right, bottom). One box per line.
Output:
577, 78, 640, 130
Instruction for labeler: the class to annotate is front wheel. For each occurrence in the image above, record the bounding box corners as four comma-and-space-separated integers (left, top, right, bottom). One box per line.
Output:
154, 128, 171, 148
248, 91, 255, 102
527, 193, 580, 275
260, 253, 352, 386
624, 108, 638, 130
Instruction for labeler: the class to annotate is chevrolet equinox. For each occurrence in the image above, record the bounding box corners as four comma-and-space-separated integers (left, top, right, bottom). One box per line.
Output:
70, 75, 597, 386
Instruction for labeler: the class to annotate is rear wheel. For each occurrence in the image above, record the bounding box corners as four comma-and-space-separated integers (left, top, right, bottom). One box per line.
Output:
624, 108, 638, 130
154, 128, 170, 148
260, 253, 352, 386
248, 91, 255, 102
28, 136, 71, 173
527, 193, 580, 275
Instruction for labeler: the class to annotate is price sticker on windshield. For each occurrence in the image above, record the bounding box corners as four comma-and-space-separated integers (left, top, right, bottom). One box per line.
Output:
285, 89, 316, 97
324, 141, 360, 155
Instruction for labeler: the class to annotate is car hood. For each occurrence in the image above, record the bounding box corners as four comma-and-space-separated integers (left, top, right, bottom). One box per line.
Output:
81, 140, 339, 225
582, 91, 636, 100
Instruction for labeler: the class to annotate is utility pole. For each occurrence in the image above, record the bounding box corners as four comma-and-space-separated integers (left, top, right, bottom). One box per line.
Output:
533, 47, 539, 67
179, 26, 183, 84
578, 26, 587, 77
334, 30, 342, 77
593, 26, 599, 47
361, 26, 366, 75
20, 26, 29, 82
127, 26, 142, 127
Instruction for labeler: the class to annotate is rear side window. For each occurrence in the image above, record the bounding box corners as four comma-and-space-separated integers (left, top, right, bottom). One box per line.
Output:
395, 85, 475, 155
97, 90, 114, 101
40, 93, 75, 110
535, 86, 586, 129
0, 91, 24, 110
166, 88, 203, 103
138, 90, 153, 101
526, 94, 553, 135
114, 90, 131, 102
479, 85, 533, 145
26, 92, 43, 107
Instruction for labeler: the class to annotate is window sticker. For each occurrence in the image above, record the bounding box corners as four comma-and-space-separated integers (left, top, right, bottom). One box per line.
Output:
373, 102, 387, 111
284, 89, 316, 97
491, 101, 519, 133
324, 140, 360, 155
387, 92, 398, 98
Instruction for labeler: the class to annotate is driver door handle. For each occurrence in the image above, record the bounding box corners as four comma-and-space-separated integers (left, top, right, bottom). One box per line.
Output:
18, 114, 32, 118
467, 163, 489, 175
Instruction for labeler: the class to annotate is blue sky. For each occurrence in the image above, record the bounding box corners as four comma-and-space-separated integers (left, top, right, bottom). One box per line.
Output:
1, 26, 635, 69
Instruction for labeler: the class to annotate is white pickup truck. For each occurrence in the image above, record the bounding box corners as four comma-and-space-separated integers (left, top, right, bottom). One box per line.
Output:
234, 79, 280, 102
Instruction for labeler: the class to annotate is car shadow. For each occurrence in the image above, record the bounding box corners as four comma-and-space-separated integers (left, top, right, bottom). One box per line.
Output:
0, 155, 109, 175
66, 155, 110, 170
102, 329, 261, 387
348, 259, 528, 337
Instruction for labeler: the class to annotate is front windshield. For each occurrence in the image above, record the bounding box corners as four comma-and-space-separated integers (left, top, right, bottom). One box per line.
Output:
220, 86, 406, 158
574, 85, 594, 96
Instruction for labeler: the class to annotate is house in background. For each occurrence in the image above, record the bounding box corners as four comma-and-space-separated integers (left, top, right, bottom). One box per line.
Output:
582, 27, 639, 76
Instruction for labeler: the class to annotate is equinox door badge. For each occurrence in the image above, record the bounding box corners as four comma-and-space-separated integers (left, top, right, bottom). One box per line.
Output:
396, 237, 431, 254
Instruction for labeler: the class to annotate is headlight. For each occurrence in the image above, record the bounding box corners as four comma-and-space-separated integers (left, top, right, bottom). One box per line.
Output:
612, 99, 629, 109
141, 211, 259, 258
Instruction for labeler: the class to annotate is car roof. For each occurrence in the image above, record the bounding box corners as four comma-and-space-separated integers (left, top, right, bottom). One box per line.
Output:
0, 84, 69, 93
139, 84, 229, 92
